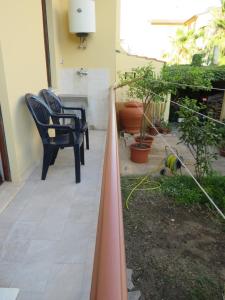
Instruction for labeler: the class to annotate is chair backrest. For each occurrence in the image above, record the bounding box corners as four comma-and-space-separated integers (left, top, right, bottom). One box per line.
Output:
25, 94, 51, 143
40, 89, 63, 114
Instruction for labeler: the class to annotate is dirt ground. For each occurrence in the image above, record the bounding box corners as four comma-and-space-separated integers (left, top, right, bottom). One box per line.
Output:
122, 184, 225, 300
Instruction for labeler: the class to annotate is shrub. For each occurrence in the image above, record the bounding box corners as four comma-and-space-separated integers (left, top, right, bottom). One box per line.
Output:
177, 98, 221, 178
160, 175, 225, 212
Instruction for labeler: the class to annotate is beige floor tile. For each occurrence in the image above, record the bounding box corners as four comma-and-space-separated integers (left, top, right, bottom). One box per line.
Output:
31, 217, 66, 241
0, 131, 106, 298
0, 237, 30, 263
16, 291, 44, 300
43, 264, 84, 300
10, 263, 57, 293
18, 204, 48, 222
0, 263, 21, 287
7, 222, 37, 241
0, 221, 14, 240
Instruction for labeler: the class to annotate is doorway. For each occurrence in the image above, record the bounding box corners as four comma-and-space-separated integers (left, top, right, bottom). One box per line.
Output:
41, 0, 52, 88
0, 106, 11, 184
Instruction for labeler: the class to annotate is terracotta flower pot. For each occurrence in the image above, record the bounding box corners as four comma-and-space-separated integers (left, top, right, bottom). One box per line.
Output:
158, 127, 171, 134
149, 126, 159, 136
219, 148, 225, 157
120, 102, 143, 134
130, 143, 151, 163
135, 135, 154, 147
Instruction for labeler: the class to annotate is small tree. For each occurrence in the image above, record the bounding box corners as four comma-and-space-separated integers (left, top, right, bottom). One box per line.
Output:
178, 98, 221, 179
119, 64, 172, 144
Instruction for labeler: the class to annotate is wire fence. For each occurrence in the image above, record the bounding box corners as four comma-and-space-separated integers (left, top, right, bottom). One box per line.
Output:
150, 78, 225, 92
116, 77, 225, 219
116, 84, 225, 220
116, 75, 225, 126
117, 76, 225, 92
148, 90, 225, 127
143, 112, 225, 220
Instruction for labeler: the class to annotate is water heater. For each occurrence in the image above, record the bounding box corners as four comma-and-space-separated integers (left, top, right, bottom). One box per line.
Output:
68, 0, 96, 37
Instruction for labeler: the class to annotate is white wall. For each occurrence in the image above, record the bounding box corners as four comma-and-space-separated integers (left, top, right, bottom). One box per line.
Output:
59, 68, 110, 129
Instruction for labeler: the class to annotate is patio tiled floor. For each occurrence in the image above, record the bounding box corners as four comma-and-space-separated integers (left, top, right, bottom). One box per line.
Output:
0, 130, 106, 300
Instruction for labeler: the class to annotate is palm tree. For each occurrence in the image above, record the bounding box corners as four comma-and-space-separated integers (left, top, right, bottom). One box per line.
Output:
165, 1, 225, 65
169, 28, 205, 64
210, 0, 225, 64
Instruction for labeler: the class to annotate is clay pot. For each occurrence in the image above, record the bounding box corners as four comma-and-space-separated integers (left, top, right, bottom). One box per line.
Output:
135, 135, 154, 147
120, 102, 143, 134
158, 127, 171, 134
219, 148, 225, 157
130, 143, 151, 163
149, 126, 159, 136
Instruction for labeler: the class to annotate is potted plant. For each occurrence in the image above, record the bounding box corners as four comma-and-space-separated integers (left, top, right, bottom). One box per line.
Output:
158, 120, 172, 134
129, 95, 152, 163
134, 134, 154, 147
119, 64, 172, 163
119, 101, 143, 134
148, 123, 160, 136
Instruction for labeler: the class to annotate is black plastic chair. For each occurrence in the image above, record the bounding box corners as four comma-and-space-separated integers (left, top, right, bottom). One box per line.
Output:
40, 89, 89, 150
25, 94, 84, 183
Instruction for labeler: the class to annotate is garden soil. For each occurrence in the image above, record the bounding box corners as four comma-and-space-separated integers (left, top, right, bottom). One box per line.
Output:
123, 189, 225, 300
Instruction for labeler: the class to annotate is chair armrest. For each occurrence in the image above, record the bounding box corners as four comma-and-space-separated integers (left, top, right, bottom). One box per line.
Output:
42, 123, 73, 131
44, 124, 79, 143
61, 106, 86, 122
51, 113, 78, 120
51, 113, 81, 131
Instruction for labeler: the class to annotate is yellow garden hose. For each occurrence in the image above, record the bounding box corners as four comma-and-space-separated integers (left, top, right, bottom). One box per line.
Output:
122, 163, 163, 209
122, 149, 183, 209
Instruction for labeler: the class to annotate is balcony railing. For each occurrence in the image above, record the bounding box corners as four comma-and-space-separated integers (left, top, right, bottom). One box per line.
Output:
90, 88, 128, 300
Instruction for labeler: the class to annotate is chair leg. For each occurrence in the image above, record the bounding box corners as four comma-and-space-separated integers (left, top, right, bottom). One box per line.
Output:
74, 145, 81, 183
80, 141, 85, 165
85, 128, 89, 150
50, 148, 59, 165
42, 146, 52, 180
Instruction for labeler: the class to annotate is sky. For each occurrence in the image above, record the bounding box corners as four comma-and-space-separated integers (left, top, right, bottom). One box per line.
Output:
120, 0, 221, 59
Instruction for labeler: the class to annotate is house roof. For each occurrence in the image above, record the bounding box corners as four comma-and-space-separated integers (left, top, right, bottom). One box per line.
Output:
150, 19, 186, 25
150, 15, 199, 26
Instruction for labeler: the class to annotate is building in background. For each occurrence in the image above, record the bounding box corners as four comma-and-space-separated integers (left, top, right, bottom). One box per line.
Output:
120, 0, 221, 61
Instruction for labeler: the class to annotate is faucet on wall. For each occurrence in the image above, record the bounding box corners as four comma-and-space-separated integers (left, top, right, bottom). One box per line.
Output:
77, 68, 88, 76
